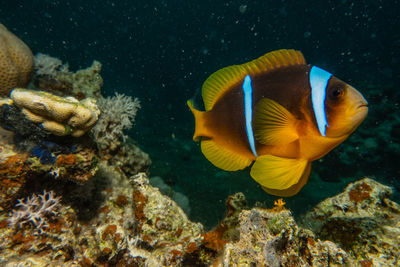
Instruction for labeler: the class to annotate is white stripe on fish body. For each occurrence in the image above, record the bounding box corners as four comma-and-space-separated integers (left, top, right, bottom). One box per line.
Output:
310, 66, 332, 136
243, 75, 258, 157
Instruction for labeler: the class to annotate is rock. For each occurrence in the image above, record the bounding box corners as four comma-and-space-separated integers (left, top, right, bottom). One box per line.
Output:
301, 177, 400, 266
218, 208, 352, 266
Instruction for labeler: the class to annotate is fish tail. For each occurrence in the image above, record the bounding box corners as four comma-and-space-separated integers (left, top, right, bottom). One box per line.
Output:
187, 99, 209, 142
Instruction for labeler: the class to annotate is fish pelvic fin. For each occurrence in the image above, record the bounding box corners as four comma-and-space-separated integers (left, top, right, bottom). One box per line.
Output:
250, 155, 310, 196
261, 162, 311, 197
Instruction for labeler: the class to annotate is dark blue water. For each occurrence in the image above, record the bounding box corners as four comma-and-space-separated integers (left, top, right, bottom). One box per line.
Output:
1, 0, 399, 228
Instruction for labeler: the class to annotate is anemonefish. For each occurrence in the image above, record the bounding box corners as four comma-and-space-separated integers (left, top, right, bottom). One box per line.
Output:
187, 49, 368, 197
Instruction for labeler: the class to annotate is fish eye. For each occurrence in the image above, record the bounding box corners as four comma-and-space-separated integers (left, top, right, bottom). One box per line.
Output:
330, 87, 344, 100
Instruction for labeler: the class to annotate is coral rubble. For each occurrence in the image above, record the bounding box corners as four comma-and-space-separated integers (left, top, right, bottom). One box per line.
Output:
0, 24, 33, 96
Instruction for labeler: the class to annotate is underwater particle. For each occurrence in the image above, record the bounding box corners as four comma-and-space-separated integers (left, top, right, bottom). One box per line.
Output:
239, 5, 247, 13
363, 137, 377, 149
304, 31, 311, 38
10, 88, 100, 137
0, 24, 34, 96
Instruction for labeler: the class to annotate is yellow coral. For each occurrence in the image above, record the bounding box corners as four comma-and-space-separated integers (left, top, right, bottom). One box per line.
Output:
273, 198, 286, 211
274, 198, 286, 207
10, 88, 100, 137
0, 24, 34, 96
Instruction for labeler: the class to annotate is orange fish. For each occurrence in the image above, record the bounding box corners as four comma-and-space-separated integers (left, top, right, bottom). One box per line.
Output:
187, 49, 368, 196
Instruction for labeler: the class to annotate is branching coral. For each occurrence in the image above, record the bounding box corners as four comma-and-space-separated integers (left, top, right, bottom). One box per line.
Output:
34, 53, 70, 77
92, 93, 140, 152
8, 190, 61, 233
33, 54, 103, 97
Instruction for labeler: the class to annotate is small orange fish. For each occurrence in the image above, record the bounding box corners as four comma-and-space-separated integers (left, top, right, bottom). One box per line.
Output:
187, 49, 368, 197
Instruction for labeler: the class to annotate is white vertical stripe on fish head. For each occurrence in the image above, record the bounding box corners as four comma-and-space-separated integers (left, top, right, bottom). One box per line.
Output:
310, 66, 332, 136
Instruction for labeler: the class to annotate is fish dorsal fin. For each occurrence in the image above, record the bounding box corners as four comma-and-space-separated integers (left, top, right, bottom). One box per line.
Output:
261, 162, 311, 197
202, 64, 246, 111
201, 139, 252, 171
202, 49, 306, 111
254, 98, 300, 145
250, 155, 309, 190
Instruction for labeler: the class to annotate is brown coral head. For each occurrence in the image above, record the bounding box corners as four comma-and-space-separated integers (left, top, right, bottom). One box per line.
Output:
0, 24, 34, 96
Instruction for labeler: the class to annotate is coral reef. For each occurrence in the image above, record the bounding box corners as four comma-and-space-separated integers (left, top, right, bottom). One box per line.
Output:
301, 178, 400, 266
0, 167, 205, 266
1, 27, 396, 266
33, 55, 103, 98
150, 175, 191, 215
92, 93, 140, 153
109, 138, 151, 177
34, 53, 69, 77
0, 168, 399, 266
219, 208, 352, 266
8, 190, 61, 233
10, 88, 100, 137
0, 140, 98, 210
0, 24, 33, 96
91, 94, 150, 176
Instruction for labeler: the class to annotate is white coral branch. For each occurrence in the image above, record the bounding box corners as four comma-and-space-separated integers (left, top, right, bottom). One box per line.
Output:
92, 93, 140, 151
34, 53, 70, 76
8, 190, 61, 233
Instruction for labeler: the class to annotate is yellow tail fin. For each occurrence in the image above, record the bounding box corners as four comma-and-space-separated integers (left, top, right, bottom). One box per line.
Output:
187, 99, 210, 142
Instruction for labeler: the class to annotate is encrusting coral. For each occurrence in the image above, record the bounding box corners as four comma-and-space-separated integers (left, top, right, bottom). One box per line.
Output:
0, 24, 34, 96
10, 88, 100, 137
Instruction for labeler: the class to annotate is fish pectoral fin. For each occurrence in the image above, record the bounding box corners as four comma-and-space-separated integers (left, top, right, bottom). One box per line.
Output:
201, 139, 252, 171
254, 98, 300, 145
261, 162, 311, 197
250, 155, 309, 193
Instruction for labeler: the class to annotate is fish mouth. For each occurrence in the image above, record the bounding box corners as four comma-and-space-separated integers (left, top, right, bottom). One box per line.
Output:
357, 103, 368, 108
